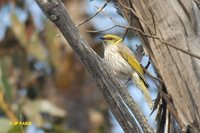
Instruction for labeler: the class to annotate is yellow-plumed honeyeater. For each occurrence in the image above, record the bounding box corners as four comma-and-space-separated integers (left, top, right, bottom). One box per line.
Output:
101, 34, 153, 109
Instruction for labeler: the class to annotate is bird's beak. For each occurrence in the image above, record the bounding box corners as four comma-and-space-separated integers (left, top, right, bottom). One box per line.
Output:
100, 37, 105, 40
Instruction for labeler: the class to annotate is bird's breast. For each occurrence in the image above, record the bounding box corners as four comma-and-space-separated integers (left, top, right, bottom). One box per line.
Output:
104, 45, 133, 80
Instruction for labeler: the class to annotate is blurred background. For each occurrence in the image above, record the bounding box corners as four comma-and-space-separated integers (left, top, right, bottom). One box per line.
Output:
0, 0, 158, 133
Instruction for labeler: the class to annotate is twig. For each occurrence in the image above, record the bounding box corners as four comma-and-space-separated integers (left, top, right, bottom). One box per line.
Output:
143, 67, 164, 83
56, 1, 112, 37
144, 58, 151, 69
76, 0, 110, 27
84, 25, 117, 33
119, 1, 154, 33
56, 25, 116, 37
119, 2, 157, 36
122, 28, 129, 41
135, 45, 144, 62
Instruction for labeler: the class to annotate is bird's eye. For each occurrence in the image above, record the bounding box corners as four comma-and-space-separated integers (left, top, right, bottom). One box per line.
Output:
106, 37, 113, 40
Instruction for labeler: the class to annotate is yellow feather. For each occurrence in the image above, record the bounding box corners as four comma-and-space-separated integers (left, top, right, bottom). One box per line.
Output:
118, 44, 144, 77
118, 44, 149, 87
132, 73, 153, 109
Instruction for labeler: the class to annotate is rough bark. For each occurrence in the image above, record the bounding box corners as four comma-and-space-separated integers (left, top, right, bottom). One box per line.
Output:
35, 0, 154, 133
118, 0, 200, 132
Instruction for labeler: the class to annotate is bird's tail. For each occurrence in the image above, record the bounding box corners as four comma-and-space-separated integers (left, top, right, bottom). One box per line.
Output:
131, 73, 153, 109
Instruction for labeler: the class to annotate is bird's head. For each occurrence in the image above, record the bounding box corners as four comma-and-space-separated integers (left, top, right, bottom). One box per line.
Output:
100, 34, 122, 45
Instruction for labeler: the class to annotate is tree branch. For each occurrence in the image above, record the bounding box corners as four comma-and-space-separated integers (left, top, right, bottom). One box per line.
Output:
35, 0, 154, 133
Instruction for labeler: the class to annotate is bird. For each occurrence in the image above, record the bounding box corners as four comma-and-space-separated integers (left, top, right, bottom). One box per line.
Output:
100, 34, 153, 109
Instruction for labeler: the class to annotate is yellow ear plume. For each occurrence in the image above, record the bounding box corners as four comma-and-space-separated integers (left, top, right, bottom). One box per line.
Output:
113, 38, 123, 45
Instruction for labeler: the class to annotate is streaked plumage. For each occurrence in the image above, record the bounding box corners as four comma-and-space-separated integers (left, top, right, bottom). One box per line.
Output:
101, 34, 153, 109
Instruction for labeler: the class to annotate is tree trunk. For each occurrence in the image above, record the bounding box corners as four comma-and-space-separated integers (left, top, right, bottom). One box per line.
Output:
118, 0, 200, 132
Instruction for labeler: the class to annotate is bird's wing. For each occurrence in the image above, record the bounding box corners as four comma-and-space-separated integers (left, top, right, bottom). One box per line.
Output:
118, 44, 149, 87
